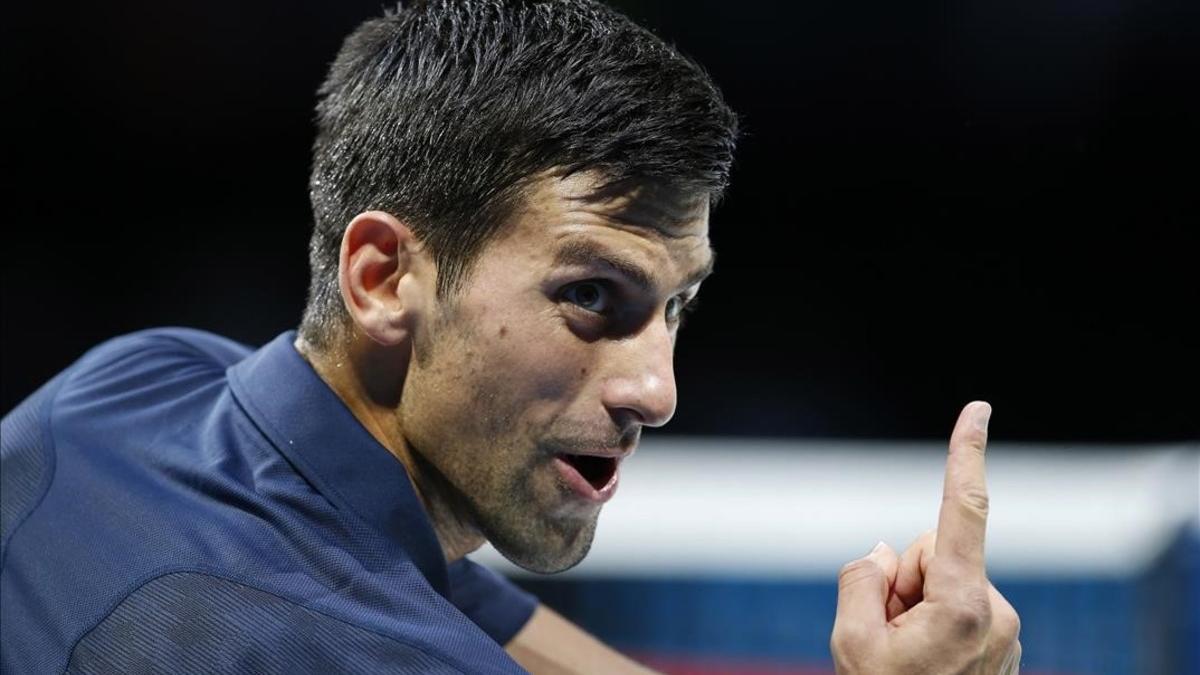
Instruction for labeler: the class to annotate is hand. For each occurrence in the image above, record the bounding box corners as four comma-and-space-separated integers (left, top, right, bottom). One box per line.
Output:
830, 401, 1022, 674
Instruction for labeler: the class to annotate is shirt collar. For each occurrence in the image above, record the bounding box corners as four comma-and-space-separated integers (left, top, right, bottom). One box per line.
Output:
227, 331, 449, 595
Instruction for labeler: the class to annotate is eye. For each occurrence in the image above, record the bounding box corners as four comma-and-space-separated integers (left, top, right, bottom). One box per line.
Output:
562, 281, 612, 314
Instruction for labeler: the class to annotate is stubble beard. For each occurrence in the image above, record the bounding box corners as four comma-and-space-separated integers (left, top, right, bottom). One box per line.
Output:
400, 380, 602, 574
407, 298, 600, 574
479, 472, 600, 574
441, 443, 601, 574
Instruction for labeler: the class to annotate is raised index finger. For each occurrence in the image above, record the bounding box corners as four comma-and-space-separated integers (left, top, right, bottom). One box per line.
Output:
935, 401, 992, 574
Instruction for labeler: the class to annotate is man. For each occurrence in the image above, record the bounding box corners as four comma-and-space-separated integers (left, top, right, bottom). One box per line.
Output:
1, 0, 1020, 673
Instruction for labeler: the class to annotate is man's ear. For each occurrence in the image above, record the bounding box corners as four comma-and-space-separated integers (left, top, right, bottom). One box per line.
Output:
337, 210, 428, 346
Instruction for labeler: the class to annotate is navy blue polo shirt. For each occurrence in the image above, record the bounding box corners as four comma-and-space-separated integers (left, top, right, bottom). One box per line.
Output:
1, 329, 536, 674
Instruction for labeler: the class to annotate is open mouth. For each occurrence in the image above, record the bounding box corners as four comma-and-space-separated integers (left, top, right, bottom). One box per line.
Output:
558, 453, 618, 491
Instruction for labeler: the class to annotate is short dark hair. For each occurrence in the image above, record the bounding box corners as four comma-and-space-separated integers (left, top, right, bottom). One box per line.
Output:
300, 0, 738, 350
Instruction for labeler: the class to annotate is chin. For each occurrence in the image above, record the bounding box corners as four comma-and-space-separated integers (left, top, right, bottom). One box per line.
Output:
485, 513, 598, 575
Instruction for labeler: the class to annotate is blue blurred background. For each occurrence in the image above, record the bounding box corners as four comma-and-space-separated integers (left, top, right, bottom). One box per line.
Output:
486, 441, 1200, 674
4, 0, 1197, 672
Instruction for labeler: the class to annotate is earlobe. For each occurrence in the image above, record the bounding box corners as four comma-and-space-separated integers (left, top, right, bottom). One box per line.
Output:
338, 211, 424, 347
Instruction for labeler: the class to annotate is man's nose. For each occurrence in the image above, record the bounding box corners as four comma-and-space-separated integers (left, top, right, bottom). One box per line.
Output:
599, 319, 678, 428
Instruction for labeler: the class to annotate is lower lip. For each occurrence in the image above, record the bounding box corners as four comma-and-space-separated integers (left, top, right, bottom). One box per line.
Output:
553, 455, 619, 503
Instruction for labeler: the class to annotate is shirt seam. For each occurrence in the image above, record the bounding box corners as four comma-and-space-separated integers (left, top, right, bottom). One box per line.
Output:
3, 331, 223, 571
0, 373, 65, 572
61, 566, 468, 675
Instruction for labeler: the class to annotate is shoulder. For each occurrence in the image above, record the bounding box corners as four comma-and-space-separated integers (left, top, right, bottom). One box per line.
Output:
70, 327, 252, 381
3, 328, 252, 426
46, 327, 252, 417
0, 328, 245, 556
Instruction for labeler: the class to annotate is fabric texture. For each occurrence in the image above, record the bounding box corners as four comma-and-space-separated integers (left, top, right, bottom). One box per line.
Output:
1, 329, 535, 674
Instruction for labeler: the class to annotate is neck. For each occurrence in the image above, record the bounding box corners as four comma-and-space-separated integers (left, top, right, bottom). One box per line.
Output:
294, 334, 485, 563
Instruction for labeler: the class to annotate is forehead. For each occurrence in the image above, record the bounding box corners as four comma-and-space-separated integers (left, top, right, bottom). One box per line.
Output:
499, 171, 713, 280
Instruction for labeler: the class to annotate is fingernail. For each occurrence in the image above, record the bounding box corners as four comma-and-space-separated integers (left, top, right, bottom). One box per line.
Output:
869, 541, 886, 556
974, 402, 992, 432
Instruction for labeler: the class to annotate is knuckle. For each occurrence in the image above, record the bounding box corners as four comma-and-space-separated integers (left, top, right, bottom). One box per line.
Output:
996, 604, 1022, 643
947, 585, 993, 636
948, 486, 990, 519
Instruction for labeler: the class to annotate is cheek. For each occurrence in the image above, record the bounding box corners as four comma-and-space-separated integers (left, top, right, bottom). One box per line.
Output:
478, 314, 591, 418
407, 311, 591, 447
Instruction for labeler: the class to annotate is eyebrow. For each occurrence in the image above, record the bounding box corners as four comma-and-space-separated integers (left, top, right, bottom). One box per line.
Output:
553, 239, 715, 293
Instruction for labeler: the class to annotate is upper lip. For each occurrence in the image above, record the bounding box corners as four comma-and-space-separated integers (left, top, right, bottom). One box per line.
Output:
557, 447, 631, 460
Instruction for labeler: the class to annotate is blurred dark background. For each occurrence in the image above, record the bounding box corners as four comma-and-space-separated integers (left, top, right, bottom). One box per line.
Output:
4, 0, 1197, 441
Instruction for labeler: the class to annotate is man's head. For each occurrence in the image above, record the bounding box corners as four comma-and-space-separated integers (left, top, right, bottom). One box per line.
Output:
299, 0, 737, 573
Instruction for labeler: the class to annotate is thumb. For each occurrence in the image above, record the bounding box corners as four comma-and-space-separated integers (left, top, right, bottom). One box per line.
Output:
834, 542, 892, 643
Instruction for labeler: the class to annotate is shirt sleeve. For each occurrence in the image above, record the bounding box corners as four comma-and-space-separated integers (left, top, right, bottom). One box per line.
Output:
446, 558, 538, 646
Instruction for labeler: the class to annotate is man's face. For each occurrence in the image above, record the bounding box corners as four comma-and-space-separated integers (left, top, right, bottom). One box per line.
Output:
397, 172, 712, 573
